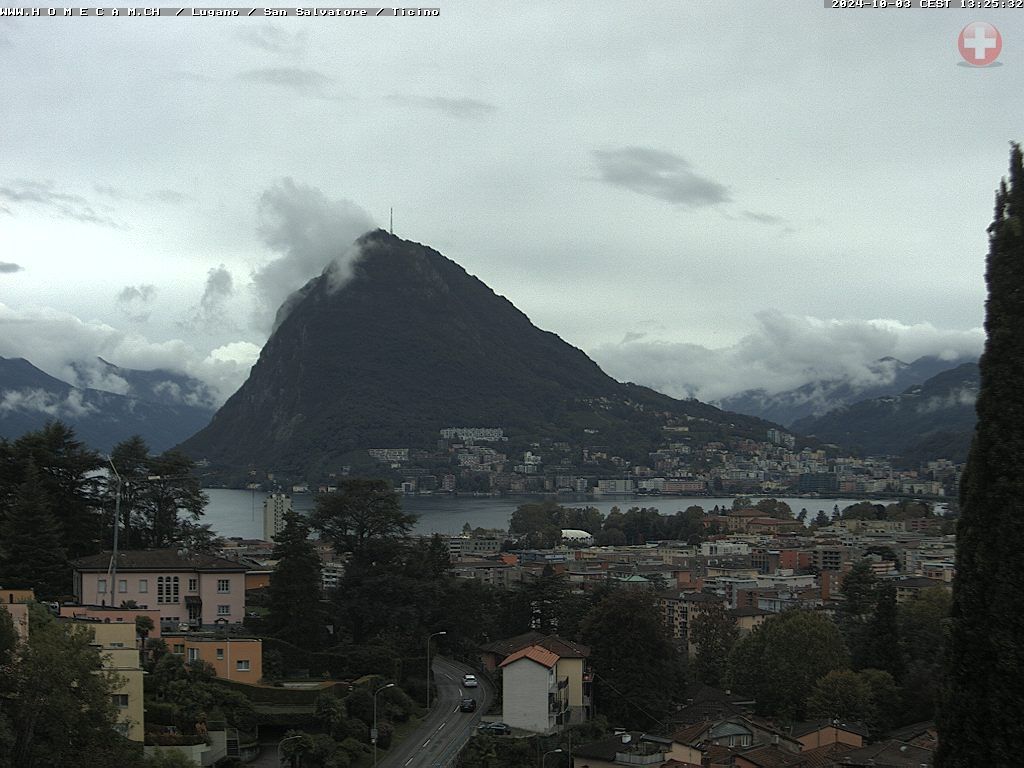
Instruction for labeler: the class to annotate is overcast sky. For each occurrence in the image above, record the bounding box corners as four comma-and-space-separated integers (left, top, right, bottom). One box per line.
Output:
0, 2, 1016, 406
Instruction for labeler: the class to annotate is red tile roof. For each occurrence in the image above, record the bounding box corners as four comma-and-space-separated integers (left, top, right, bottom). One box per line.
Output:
499, 644, 559, 669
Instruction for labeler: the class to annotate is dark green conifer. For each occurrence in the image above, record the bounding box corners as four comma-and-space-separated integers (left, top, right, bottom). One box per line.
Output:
265, 511, 327, 650
0, 461, 69, 598
937, 145, 1024, 766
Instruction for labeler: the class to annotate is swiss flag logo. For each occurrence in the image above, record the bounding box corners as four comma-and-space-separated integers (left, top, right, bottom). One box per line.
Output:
958, 22, 1001, 66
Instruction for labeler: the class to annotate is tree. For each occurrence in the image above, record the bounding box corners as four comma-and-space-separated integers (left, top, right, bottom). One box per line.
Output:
0, 462, 69, 598
1, 422, 105, 560
937, 146, 1024, 767
811, 510, 830, 528
690, 603, 739, 687
838, 560, 879, 671
806, 669, 875, 723
108, 438, 211, 550
509, 501, 561, 549
580, 588, 680, 729
862, 584, 902, 677
3, 605, 127, 768
266, 511, 327, 650
313, 479, 416, 567
754, 498, 793, 519
727, 609, 848, 720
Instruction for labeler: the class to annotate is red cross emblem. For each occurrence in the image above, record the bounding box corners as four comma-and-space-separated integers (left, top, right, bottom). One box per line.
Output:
958, 22, 1001, 67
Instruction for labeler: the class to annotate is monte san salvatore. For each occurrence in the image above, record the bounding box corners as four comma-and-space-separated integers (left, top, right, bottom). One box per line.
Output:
177, 229, 772, 478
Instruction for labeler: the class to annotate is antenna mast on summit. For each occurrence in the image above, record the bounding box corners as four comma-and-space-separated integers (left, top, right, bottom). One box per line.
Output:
390, 207, 393, 235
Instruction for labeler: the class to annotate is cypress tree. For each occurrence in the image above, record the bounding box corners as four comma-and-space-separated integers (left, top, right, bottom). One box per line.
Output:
0, 462, 69, 598
265, 511, 327, 650
936, 145, 1024, 765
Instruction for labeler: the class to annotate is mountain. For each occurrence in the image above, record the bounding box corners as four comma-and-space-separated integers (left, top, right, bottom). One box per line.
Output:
179, 230, 775, 476
0, 356, 217, 453
791, 362, 980, 465
718, 354, 976, 427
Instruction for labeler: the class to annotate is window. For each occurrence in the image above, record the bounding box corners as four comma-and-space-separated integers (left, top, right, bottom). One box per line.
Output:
114, 722, 130, 737
217, 605, 230, 616
216, 648, 224, 660
172, 644, 185, 654
111, 694, 129, 708
158, 577, 180, 604
188, 648, 199, 662
97, 579, 107, 595
217, 579, 231, 594
118, 579, 127, 593
236, 660, 250, 672
188, 578, 198, 592
138, 579, 148, 593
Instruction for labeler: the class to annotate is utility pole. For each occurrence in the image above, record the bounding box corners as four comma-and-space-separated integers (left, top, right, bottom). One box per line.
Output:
106, 459, 123, 608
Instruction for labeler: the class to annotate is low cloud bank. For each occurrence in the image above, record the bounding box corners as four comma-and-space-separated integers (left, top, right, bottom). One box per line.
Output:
591, 310, 984, 403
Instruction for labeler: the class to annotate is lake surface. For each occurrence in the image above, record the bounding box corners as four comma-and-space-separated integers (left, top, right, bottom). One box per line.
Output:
201, 489, 900, 540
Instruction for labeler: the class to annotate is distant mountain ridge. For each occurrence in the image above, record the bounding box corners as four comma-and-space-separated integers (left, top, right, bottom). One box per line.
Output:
0, 356, 216, 453
718, 354, 976, 428
791, 362, 980, 464
179, 230, 777, 476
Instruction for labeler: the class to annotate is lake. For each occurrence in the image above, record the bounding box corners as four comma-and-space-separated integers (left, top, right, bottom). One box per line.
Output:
201, 489, 900, 540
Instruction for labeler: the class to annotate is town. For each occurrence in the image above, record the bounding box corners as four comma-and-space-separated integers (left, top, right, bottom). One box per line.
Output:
259, 425, 960, 500
0, 423, 956, 767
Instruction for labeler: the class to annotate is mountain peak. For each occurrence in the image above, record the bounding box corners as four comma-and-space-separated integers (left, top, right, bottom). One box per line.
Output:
179, 235, 771, 476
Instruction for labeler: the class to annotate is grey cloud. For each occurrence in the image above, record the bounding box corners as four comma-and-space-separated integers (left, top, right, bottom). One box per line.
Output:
178, 265, 235, 332
592, 147, 730, 206
388, 94, 497, 119
237, 67, 338, 99
0, 179, 121, 227
0, 303, 257, 406
741, 210, 785, 225
237, 25, 307, 57
591, 310, 985, 403
116, 284, 157, 322
201, 266, 234, 312
0, 388, 96, 419
0, 262, 23, 274
253, 178, 374, 330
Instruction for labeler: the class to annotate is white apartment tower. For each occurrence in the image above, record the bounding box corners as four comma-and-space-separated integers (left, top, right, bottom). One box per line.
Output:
263, 492, 293, 542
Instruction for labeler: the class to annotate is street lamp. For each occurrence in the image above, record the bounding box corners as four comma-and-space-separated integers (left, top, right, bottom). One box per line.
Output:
373, 682, 395, 767
541, 747, 563, 768
426, 630, 447, 709
277, 733, 307, 767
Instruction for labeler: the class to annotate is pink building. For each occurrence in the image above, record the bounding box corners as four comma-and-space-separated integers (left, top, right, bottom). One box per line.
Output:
71, 550, 248, 631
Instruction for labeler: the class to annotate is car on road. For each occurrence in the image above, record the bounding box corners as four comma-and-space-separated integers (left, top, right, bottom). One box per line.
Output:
459, 697, 477, 712
477, 722, 511, 735
462, 674, 478, 688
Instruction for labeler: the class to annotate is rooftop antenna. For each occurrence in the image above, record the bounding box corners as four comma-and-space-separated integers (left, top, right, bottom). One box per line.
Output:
389, 207, 393, 235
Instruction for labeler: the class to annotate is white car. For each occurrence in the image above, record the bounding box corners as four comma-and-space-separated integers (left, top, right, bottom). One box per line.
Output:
462, 674, 478, 688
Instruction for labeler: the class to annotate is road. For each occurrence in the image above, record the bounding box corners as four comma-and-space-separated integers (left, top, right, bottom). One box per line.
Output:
379, 656, 493, 768
246, 656, 490, 768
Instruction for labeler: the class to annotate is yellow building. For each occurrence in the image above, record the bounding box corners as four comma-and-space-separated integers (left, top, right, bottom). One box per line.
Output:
1, 588, 33, 643
165, 634, 263, 684
77, 620, 146, 742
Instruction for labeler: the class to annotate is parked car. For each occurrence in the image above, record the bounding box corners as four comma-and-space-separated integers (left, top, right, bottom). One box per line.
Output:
459, 697, 477, 712
477, 722, 511, 735
462, 674, 478, 688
